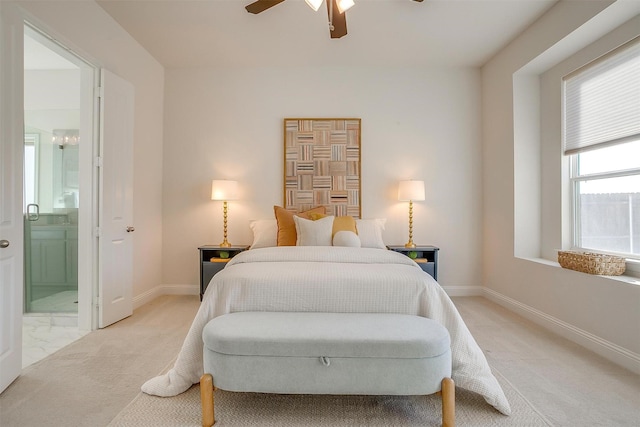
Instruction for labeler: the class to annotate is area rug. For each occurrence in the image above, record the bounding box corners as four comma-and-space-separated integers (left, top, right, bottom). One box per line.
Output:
108, 369, 552, 426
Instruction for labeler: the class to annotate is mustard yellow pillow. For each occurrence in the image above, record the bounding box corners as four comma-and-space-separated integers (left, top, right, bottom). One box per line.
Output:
274, 206, 327, 246
307, 212, 327, 221
332, 215, 357, 237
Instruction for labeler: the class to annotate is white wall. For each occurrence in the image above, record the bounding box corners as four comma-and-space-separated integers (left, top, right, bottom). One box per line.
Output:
15, 0, 165, 301
482, 0, 640, 372
24, 69, 80, 110
162, 66, 483, 291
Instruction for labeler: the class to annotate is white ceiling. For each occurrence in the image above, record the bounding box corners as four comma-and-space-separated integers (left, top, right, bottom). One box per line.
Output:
95, 0, 558, 69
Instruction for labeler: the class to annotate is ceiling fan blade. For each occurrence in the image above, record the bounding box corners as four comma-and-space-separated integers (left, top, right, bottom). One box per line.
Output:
245, 0, 286, 14
327, 0, 347, 39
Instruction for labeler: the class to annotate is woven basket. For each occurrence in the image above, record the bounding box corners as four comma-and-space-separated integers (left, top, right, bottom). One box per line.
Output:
557, 251, 626, 276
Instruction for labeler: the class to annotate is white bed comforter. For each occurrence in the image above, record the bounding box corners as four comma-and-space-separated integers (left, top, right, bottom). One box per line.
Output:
141, 247, 511, 415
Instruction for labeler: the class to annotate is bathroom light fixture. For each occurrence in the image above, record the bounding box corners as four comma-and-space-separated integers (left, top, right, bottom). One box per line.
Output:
52, 129, 79, 149
211, 180, 238, 248
398, 180, 425, 248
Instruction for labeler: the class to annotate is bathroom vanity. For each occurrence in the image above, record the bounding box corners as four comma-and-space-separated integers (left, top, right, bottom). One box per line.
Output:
24, 213, 78, 309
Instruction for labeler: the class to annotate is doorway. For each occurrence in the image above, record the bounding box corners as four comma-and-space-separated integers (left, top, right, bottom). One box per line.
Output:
22, 24, 96, 366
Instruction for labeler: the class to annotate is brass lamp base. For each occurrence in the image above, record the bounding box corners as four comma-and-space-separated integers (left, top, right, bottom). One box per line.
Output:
219, 201, 231, 248
405, 200, 416, 249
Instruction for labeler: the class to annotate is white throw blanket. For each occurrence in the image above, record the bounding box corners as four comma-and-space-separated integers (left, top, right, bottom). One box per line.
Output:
142, 246, 511, 415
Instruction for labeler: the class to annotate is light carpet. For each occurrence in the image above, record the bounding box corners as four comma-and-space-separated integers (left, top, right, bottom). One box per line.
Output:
109, 369, 552, 426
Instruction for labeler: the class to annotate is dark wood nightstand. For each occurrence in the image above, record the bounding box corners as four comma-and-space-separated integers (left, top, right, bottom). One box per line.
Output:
198, 245, 249, 300
387, 245, 439, 281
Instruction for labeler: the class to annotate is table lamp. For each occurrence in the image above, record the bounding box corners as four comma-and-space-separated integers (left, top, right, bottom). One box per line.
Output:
398, 180, 425, 248
211, 180, 238, 248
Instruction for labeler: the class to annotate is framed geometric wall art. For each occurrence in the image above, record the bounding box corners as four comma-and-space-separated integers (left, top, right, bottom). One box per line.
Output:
284, 118, 361, 218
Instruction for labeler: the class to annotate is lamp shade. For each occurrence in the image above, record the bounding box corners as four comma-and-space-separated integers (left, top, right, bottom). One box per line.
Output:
305, 0, 323, 11
337, 0, 355, 13
211, 180, 238, 201
398, 180, 425, 202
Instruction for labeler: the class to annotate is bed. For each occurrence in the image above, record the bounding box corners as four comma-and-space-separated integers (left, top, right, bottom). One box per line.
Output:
141, 246, 511, 415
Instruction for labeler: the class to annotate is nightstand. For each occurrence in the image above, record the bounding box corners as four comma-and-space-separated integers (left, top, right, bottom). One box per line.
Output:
198, 245, 249, 300
387, 245, 439, 281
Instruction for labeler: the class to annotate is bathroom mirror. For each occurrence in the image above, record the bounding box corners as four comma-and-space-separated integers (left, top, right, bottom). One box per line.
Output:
24, 127, 79, 214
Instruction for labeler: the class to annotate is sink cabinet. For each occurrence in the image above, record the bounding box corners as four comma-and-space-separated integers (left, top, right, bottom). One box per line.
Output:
25, 222, 78, 303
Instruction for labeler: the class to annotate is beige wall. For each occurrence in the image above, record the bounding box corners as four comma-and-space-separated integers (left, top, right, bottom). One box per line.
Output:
16, 0, 165, 301
162, 66, 483, 291
482, 0, 640, 372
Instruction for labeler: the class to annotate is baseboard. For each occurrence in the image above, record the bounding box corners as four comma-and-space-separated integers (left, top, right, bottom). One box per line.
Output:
483, 287, 640, 375
133, 284, 199, 310
442, 285, 484, 297
160, 284, 199, 296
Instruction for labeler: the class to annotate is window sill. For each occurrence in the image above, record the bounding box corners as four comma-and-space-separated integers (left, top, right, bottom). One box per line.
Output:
518, 256, 640, 286
624, 258, 640, 277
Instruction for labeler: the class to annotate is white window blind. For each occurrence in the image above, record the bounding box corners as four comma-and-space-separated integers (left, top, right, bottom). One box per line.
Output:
563, 37, 640, 155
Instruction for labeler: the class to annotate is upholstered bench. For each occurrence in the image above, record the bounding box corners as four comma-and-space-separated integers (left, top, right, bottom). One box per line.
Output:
200, 312, 455, 427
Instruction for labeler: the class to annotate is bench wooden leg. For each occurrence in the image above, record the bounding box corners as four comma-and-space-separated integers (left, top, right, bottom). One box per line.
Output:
200, 374, 215, 427
441, 377, 455, 427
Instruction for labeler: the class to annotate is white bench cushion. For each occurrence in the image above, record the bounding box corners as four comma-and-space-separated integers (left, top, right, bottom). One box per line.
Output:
202, 312, 451, 396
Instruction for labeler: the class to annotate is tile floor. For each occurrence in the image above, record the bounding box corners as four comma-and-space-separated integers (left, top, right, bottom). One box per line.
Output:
22, 315, 88, 368
22, 290, 87, 369
28, 290, 79, 313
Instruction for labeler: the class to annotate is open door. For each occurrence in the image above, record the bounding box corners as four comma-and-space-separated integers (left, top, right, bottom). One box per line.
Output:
98, 69, 134, 328
0, 3, 24, 393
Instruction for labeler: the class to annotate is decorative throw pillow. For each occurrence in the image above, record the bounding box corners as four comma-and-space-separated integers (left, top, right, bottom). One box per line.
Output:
294, 215, 334, 246
274, 206, 327, 246
355, 218, 387, 249
249, 219, 277, 249
307, 212, 327, 221
332, 215, 357, 237
333, 230, 361, 247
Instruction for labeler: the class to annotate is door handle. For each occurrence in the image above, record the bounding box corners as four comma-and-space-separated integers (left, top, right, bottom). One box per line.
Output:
27, 204, 39, 221
126, 226, 135, 233
0, 240, 9, 248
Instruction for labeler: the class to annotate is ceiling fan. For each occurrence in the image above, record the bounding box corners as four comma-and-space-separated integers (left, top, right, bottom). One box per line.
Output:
245, 0, 424, 39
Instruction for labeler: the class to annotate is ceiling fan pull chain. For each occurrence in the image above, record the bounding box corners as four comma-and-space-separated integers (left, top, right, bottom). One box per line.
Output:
329, 0, 334, 31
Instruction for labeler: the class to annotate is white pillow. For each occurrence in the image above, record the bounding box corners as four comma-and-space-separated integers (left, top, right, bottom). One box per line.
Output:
355, 218, 386, 249
333, 231, 361, 247
294, 215, 334, 246
249, 219, 277, 249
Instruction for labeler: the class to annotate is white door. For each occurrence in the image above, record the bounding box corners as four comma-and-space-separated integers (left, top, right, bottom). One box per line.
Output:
0, 3, 24, 393
98, 69, 134, 328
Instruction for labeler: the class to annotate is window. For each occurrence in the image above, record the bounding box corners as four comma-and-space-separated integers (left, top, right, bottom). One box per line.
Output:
24, 133, 39, 207
570, 141, 640, 257
564, 37, 640, 259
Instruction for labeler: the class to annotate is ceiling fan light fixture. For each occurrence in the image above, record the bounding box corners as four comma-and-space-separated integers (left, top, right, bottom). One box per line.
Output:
337, 0, 354, 13
305, 0, 324, 12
